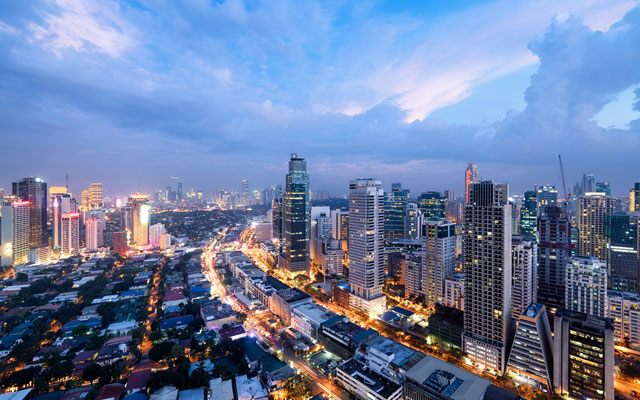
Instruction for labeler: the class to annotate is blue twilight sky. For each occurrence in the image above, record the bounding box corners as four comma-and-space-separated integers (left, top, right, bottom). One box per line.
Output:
0, 0, 639, 198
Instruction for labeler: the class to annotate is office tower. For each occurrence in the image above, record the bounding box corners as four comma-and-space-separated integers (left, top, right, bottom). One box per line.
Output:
537, 206, 573, 317
464, 163, 479, 204
80, 189, 90, 211
383, 183, 409, 239
444, 273, 464, 311
348, 178, 386, 316
149, 223, 166, 248
604, 213, 639, 292
279, 154, 311, 276
130, 194, 150, 247
536, 185, 557, 215
417, 192, 446, 220
404, 202, 422, 240
88, 183, 103, 209
565, 256, 608, 317
0, 199, 29, 266
271, 197, 283, 244
61, 212, 80, 257
12, 177, 47, 246
331, 208, 349, 248
310, 206, 330, 261
511, 202, 521, 236
596, 182, 611, 196
520, 190, 537, 241
113, 231, 127, 254
631, 182, 640, 212
48, 186, 68, 209
444, 190, 454, 203
553, 308, 614, 400
511, 238, 537, 319
582, 173, 596, 194
506, 303, 554, 391
120, 204, 132, 233
85, 217, 102, 251
577, 192, 613, 259
242, 179, 249, 206
177, 181, 183, 202
422, 220, 456, 309
462, 181, 513, 374
52, 193, 71, 249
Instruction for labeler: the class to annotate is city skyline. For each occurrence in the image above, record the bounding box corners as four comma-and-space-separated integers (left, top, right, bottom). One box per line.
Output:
1, 1, 640, 195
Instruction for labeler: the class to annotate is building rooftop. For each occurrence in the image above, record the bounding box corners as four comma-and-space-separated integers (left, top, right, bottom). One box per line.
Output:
405, 355, 491, 400
275, 287, 312, 303
292, 303, 336, 324
365, 336, 424, 371
339, 358, 401, 399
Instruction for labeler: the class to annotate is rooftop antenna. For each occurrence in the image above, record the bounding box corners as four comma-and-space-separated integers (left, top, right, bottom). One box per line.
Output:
558, 154, 571, 214
65, 173, 69, 190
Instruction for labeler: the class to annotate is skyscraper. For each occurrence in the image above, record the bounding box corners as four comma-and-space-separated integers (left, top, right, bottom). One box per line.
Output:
565, 256, 608, 318
462, 181, 513, 374
130, 194, 150, 247
596, 181, 611, 196
61, 212, 80, 257
582, 173, 596, 194
553, 308, 614, 400
383, 183, 409, 239
348, 179, 386, 317
576, 192, 613, 259
85, 217, 102, 251
422, 220, 456, 309
464, 163, 479, 205
88, 183, 103, 209
536, 185, 557, 215
511, 238, 537, 319
177, 181, 183, 202
52, 193, 72, 249
404, 202, 422, 240
242, 179, 249, 206
279, 154, 311, 276
630, 182, 640, 212
0, 199, 29, 266
604, 213, 639, 292
520, 190, 537, 241
417, 192, 447, 220
271, 197, 283, 244
12, 177, 47, 246
537, 206, 574, 317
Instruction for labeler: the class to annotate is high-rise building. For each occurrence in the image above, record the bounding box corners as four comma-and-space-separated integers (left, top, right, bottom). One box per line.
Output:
596, 181, 611, 196
582, 173, 596, 194
520, 190, 537, 241
506, 303, 554, 391
565, 256, 608, 318
553, 308, 614, 400
464, 163, 479, 205
462, 181, 513, 374
177, 181, 183, 202
271, 197, 283, 244
52, 193, 72, 249
348, 179, 386, 317
383, 183, 409, 239
537, 206, 574, 317
0, 199, 29, 266
607, 291, 640, 347
310, 206, 330, 262
279, 154, 311, 276
417, 192, 446, 221
48, 186, 68, 209
85, 217, 103, 251
630, 182, 640, 212
242, 179, 249, 206
404, 202, 422, 240
149, 223, 166, 248
577, 192, 613, 260
604, 213, 639, 292
511, 238, 537, 319
511, 202, 521, 236
404, 253, 423, 299
61, 212, 80, 257
130, 194, 150, 247
536, 185, 557, 216
422, 220, 456, 309
113, 231, 128, 254
88, 183, 103, 209
12, 177, 47, 246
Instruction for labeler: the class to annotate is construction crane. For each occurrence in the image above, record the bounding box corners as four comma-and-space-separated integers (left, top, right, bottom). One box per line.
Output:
558, 155, 570, 214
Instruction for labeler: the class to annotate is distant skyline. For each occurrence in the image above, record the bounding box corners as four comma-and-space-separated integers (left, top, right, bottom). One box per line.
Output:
1, 1, 639, 197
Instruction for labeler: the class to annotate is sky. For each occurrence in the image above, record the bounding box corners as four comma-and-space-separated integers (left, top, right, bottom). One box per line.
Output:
1, 0, 639, 198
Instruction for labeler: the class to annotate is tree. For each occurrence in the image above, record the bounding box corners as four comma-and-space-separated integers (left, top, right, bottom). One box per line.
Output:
85, 332, 106, 351
147, 370, 186, 393
82, 364, 104, 383
189, 366, 209, 388
149, 341, 175, 362
16, 272, 28, 282
72, 324, 91, 337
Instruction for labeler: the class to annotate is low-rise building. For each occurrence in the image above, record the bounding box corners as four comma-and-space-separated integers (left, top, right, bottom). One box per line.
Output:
318, 315, 378, 359
269, 287, 313, 326
291, 303, 337, 342
336, 358, 402, 400
361, 336, 425, 384
200, 303, 236, 329
427, 305, 464, 352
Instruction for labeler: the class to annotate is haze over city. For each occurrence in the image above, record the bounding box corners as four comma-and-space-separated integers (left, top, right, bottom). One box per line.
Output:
1, 1, 640, 196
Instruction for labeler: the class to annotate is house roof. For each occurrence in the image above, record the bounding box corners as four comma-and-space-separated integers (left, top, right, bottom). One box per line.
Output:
126, 369, 152, 392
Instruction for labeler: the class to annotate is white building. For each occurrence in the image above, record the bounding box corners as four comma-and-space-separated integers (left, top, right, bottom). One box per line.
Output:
444, 273, 464, 311
1, 199, 30, 266
28, 244, 50, 265
422, 220, 456, 308
348, 179, 386, 317
462, 181, 513, 374
149, 223, 166, 248
319, 239, 344, 276
61, 212, 80, 257
291, 303, 336, 342
85, 217, 103, 251
235, 375, 268, 400
403, 253, 422, 299
336, 358, 402, 400
511, 238, 537, 318
607, 290, 640, 347
565, 256, 608, 318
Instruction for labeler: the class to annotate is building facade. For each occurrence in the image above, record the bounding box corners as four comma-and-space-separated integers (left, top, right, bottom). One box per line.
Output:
576, 192, 614, 260
422, 220, 456, 309
565, 256, 608, 318
511, 238, 537, 319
